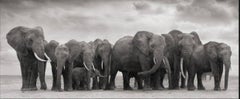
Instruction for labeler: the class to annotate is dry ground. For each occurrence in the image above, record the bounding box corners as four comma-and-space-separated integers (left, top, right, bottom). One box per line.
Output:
0, 75, 238, 98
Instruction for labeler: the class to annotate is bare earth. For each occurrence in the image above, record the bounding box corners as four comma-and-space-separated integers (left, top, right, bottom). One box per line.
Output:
0, 75, 238, 98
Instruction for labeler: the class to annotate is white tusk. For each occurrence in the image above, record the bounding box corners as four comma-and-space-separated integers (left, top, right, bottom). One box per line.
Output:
92, 63, 96, 71
83, 62, 90, 71
153, 57, 157, 64
162, 58, 167, 73
180, 58, 186, 78
44, 53, 51, 62
34, 52, 47, 62
101, 61, 104, 69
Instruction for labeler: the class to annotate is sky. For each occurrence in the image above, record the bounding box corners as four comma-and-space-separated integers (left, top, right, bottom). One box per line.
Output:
0, 0, 239, 76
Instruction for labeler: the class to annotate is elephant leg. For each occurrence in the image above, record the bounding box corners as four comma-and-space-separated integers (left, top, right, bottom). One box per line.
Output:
187, 72, 196, 90
65, 62, 73, 91
62, 69, 68, 91
159, 69, 166, 89
123, 72, 132, 90
17, 53, 28, 91
139, 56, 152, 90
152, 72, 161, 90
134, 78, 138, 88
135, 76, 143, 89
109, 64, 118, 90
172, 55, 180, 89
85, 75, 91, 90
197, 72, 205, 90
92, 77, 99, 90
187, 63, 196, 91
51, 62, 57, 90
30, 61, 38, 90
37, 61, 47, 90
210, 61, 221, 91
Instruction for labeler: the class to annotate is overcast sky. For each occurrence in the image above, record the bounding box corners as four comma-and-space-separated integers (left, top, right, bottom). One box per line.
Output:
0, 0, 238, 76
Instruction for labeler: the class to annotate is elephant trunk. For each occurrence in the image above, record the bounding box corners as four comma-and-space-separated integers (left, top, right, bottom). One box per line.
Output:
163, 57, 172, 89
138, 51, 164, 76
224, 61, 231, 90
56, 59, 64, 90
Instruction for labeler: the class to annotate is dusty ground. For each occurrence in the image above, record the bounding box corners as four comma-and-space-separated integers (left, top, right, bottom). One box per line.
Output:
0, 75, 238, 98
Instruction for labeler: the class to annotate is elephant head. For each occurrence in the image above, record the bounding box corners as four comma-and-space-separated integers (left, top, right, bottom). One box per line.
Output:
205, 41, 232, 90
7, 26, 48, 61
45, 40, 59, 62
178, 31, 202, 57
133, 31, 171, 76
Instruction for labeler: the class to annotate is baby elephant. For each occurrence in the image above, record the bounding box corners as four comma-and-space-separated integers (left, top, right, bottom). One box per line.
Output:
72, 67, 105, 90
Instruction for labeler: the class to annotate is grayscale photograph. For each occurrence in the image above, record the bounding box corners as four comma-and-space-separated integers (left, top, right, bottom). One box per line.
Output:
0, 0, 239, 98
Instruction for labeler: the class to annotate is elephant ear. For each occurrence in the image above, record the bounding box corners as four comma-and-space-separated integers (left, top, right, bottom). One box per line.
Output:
6, 26, 29, 55
132, 31, 154, 56
45, 40, 59, 61
34, 26, 44, 35
190, 31, 202, 45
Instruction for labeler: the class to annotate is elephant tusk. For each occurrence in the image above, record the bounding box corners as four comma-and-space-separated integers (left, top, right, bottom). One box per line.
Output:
180, 58, 186, 78
83, 62, 90, 71
153, 57, 157, 64
44, 53, 51, 62
101, 60, 104, 69
162, 58, 168, 73
34, 52, 47, 62
92, 63, 96, 71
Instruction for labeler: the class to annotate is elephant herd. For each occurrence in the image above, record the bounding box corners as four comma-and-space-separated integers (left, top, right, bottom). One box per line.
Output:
6, 26, 232, 92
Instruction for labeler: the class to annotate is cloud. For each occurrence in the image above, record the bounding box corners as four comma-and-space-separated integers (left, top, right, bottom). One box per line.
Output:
176, 0, 237, 25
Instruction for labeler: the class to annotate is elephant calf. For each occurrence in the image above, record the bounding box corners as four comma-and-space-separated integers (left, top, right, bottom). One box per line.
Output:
72, 67, 104, 90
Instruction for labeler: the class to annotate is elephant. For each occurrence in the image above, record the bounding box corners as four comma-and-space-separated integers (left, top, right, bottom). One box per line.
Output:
187, 41, 232, 91
6, 26, 48, 91
88, 39, 112, 90
109, 31, 171, 90
160, 30, 202, 89
72, 67, 105, 90
54, 39, 98, 91
45, 40, 69, 91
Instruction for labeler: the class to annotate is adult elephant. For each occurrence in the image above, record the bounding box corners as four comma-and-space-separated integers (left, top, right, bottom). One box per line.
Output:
109, 31, 171, 90
6, 26, 48, 91
188, 41, 231, 91
45, 40, 68, 91
163, 30, 202, 89
89, 39, 112, 90
54, 39, 99, 91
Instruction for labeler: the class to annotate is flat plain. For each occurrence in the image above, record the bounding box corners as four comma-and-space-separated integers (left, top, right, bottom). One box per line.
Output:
0, 75, 238, 98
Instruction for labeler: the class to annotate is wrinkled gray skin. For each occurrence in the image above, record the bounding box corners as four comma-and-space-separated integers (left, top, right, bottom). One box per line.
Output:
163, 30, 202, 89
188, 41, 231, 91
54, 40, 98, 91
72, 67, 105, 90
109, 31, 171, 90
6, 26, 47, 91
45, 40, 68, 91
178, 31, 202, 88
89, 39, 112, 90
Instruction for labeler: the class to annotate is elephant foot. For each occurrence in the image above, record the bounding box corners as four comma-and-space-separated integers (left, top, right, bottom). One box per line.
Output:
152, 87, 164, 90
64, 88, 73, 91
40, 84, 47, 90
51, 87, 57, 91
143, 87, 152, 91
108, 85, 115, 90
180, 85, 186, 88
21, 87, 36, 91
214, 87, 221, 91
198, 86, 206, 90
124, 87, 133, 90
187, 86, 196, 91
137, 86, 143, 90
92, 86, 100, 90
